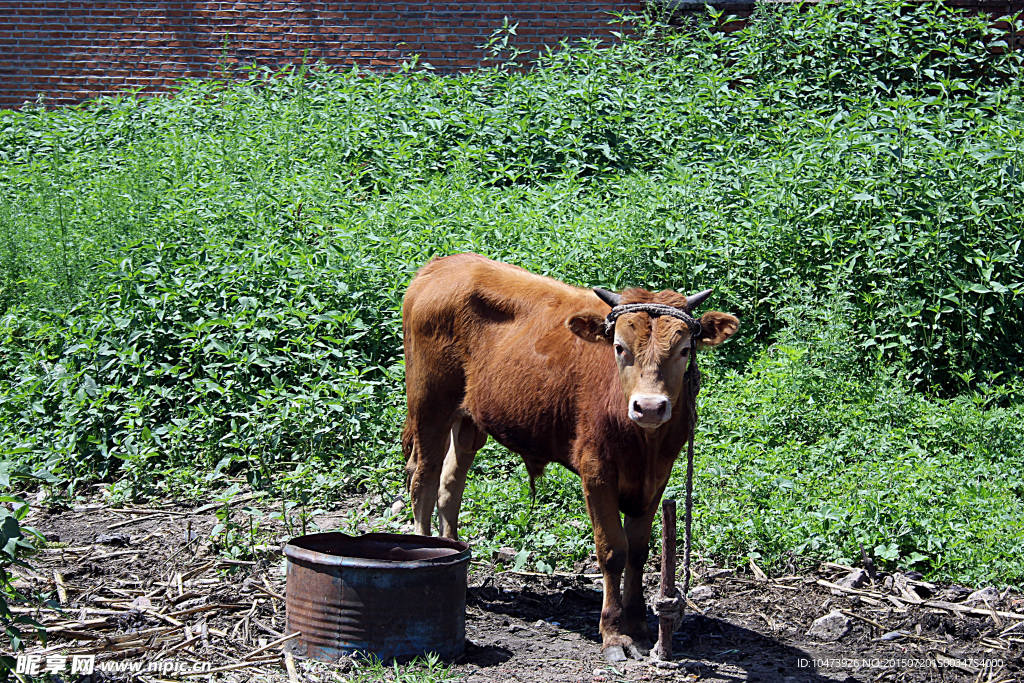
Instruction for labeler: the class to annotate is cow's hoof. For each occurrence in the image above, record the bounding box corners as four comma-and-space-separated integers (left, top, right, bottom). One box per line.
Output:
603, 646, 628, 663
603, 643, 645, 662
632, 637, 653, 653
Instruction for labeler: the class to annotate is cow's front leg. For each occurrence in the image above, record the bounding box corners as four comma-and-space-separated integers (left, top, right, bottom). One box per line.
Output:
622, 503, 661, 651
584, 482, 642, 662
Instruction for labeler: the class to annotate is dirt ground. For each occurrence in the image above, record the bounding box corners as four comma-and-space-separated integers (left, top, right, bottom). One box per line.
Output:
8, 491, 1021, 683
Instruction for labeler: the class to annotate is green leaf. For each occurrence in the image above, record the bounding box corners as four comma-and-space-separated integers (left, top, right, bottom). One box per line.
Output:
512, 550, 529, 572
82, 375, 98, 398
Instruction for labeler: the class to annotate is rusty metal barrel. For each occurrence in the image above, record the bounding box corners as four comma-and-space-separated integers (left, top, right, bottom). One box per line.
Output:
283, 531, 471, 663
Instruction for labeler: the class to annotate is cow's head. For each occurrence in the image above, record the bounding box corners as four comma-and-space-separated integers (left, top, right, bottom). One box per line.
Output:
567, 287, 739, 429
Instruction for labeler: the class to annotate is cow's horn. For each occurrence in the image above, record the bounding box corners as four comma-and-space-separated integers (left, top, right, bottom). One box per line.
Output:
593, 288, 621, 308
684, 288, 713, 312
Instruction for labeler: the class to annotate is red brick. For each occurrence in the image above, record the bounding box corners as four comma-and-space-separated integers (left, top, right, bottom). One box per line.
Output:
6, 0, 1018, 108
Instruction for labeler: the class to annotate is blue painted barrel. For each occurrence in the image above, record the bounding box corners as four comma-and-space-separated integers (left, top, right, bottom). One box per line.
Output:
283, 532, 471, 663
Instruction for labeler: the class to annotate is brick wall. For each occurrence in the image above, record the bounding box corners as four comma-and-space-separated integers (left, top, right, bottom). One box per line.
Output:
0, 1, 648, 109
1, 1, 1022, 110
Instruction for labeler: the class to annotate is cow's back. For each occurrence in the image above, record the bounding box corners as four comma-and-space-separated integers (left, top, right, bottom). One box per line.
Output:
403, 253, 611, 471
403, 252, 595, 353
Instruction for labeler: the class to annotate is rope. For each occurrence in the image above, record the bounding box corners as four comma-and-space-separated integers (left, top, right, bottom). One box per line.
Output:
682, 404, 695, 616
680, 337, 700, 628
602, 303, 702, 339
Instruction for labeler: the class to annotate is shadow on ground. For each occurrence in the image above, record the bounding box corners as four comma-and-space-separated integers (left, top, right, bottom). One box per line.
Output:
464, 576, 858, 682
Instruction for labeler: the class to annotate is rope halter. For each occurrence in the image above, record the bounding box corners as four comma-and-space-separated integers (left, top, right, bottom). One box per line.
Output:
594, 287, 711, 384
602, 302, 702, 340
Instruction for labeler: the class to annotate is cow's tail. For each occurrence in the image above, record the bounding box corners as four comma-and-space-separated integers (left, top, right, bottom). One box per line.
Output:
524, 461, 546, 505
401, 416, 416, 491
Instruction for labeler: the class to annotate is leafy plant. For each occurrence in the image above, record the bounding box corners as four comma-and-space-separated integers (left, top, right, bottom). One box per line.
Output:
0, 0, 1022, 586
342, 652, 459, 683
208, 483, 267, 560
0, 494, 45, 667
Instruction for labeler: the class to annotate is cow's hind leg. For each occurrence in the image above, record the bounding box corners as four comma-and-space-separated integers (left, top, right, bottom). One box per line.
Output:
405, 405, 458, 537
436, 414, 487, 540
403, 327, 466, 537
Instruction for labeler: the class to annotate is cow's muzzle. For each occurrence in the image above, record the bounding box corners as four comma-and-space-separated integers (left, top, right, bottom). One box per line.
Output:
629, 394, 672, 427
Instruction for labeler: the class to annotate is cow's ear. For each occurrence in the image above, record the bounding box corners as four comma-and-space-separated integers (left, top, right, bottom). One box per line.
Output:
697, 311, 739, 348
566, 312, 611, 343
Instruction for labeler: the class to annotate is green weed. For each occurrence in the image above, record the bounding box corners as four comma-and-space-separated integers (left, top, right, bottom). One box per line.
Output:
0, 0, 1021, 585
0, 490, 47, 663
341, 652, 459, 683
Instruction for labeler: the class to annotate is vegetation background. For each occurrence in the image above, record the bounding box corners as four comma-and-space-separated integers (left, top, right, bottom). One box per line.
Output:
2, 0, 1023, 648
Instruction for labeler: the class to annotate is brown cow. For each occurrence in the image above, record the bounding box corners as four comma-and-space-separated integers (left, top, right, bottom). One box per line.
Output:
402, 253, 738, 660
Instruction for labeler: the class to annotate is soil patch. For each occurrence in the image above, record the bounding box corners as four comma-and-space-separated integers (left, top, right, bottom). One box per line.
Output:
9, 497, 1019, 682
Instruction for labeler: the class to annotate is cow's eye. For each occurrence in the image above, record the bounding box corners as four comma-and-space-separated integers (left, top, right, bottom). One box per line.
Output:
680, 347, 689, 357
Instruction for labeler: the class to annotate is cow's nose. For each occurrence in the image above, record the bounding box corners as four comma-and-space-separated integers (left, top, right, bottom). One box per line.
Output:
629, 394, 671, 426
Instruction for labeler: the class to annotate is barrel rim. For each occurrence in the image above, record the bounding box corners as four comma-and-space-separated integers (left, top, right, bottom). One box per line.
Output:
284, 531, 471, 570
